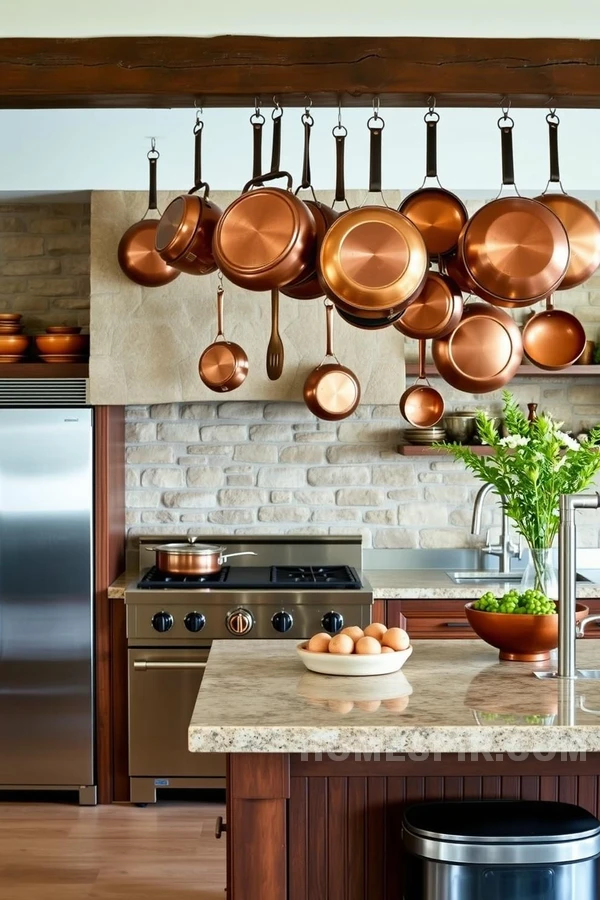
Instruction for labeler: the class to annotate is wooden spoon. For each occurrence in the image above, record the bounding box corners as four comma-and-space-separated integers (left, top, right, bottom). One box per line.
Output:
266, 288, 284, 380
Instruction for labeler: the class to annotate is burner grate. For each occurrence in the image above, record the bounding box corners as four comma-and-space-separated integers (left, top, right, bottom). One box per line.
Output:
270, 565, 361, 589
137, 566, 230, 589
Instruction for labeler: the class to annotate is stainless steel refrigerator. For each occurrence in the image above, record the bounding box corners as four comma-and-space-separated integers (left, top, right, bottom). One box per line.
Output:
0, 408, 95, 804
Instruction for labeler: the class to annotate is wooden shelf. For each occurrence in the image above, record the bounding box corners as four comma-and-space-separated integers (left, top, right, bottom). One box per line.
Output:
0, 363, 89, 378
398, 444, 493, 456
405, 364, 600, 378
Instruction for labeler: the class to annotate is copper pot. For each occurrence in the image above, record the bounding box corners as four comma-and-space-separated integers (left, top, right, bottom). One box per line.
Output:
399, 339, 445, 427
117, 145, 181, 288
431, 301, 523, 393
460, 117, 569, 305
303, 302, 361, 421
147, 540, 257, 575
199, 284, 248, 393
522, 295, 586, 370
399, 109, 467, 258
155, 120, 222, 276
534, 112, 600, 290
394, 268, 463, 340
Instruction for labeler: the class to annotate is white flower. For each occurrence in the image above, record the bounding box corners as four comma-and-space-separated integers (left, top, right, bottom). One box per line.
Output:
556, 430, 581, 451
553, 456, 567, 471
499, 434, 530, 448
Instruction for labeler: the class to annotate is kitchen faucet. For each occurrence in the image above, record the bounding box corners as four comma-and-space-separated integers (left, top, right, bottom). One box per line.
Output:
471, 483, 521, 573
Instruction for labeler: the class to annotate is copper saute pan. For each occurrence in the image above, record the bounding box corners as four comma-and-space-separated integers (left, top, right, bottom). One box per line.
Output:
336, 305, 403, 330
522, 295, 586, 370
445, 252, 538, 309
117, 142, 181, 288
534, 112, 600, 290
303, 301, 361, 421
147, 540, 257, 575
394, 267, 463, 340
460, 114, 570, 305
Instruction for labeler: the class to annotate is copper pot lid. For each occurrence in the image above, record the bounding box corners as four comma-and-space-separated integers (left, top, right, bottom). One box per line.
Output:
155, 194, 203, 259
394, 271, 461, 339
149, 541, 226, 555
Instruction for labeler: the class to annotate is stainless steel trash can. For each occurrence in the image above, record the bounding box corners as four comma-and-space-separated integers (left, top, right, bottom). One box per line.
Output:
402, 800, 600, 900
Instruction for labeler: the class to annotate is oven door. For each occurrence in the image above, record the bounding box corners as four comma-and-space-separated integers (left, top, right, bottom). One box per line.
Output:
128, 647, 225, 780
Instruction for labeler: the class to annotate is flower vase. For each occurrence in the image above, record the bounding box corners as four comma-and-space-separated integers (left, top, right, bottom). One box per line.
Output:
520, 548, 558, 600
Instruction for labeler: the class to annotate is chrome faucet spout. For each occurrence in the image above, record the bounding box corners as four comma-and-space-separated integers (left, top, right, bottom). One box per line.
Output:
471, 483, 494, 535
471, 483, 520, 573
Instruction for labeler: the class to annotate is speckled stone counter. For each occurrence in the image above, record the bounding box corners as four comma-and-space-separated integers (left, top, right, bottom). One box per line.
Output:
108, 572, 129, 599
189, 638, 600, 755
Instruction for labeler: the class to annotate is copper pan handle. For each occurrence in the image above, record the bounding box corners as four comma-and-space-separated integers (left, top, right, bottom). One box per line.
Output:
496, 114, 520, 197
545, 113, 566, 194
323, 301, 341, 364
242, 170, 293, 193
425, 112, 440, 180
148, 148, 158, 212
300, 111, 313, 189
250, 108, 265, 181
216, 285, 225, 340
193, 119, 203, 189
363, 111, 389, 207
417, 339, 428, 381
270, 104, 283, 173
332, 126, 350, 210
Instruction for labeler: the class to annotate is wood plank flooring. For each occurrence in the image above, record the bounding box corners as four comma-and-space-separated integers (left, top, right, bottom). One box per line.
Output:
0, 801, 226, 899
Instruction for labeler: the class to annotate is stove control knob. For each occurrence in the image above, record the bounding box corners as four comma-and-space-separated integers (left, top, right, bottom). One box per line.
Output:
272, 611, 293, 633
184, 611, 206, 633
152, 611, 174, 633
226, 607, 254, 636
321, 611, 344, 634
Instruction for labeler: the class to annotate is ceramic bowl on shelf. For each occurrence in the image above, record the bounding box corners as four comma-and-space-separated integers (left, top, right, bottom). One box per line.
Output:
34, 333, 89, 359
45, 325, 82, 335
0, 334, 30, 362
0, 313, 22, 322
464, 602, 589, 661
296, 642, 413, 676
0, 324, 24, 334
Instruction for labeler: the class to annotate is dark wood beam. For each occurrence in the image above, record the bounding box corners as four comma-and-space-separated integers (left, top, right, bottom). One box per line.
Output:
1, 36, 600, 109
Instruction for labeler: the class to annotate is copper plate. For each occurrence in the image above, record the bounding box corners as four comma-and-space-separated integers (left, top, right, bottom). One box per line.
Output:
400, 187, 467, 257
394, 270, 463, 339
535, 193, 600, 290
320, 207, 428, 311
522, 296, 586, 370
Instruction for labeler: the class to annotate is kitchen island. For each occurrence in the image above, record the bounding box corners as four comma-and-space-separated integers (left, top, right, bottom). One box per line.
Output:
190, 638, 600, 900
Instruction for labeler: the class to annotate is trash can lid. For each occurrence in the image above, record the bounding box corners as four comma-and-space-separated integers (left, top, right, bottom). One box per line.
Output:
403, 801, 600, 844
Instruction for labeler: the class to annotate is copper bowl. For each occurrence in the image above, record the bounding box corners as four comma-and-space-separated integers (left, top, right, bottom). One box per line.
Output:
465, 602, 589, 661
45, 326, 82, 335
0, 324, 24, 334
0, 313, 22, 322
0, 334, 30, 360
34, 334, 89, 356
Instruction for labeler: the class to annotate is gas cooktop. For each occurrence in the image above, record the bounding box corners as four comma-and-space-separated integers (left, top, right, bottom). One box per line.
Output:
137, 564, 362, 590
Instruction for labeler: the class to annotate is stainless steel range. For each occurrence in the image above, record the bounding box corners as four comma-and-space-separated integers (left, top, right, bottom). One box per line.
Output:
125, 535, 373, 803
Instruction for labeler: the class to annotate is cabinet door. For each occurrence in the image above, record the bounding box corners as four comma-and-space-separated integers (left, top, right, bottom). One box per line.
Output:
387, 599, 472, 639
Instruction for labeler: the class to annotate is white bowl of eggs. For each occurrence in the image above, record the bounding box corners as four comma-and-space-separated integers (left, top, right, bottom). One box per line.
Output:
297, 623, 412, 676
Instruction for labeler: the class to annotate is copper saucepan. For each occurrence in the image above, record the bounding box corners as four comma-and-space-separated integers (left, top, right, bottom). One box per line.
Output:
117, 142, 181, 288
199, 282, 249, 392
147, 540, 257, 576
534, 112, 600, 290
319, 112, 428, 313
394, 267, 463, 340
399, 339, 445, 427
155, 116, 222, 276
522, 295, 586, 370
399, 107, 468, 258
460, 114, 570, 305
303, 301, 361, 421
432, 301, 523, 393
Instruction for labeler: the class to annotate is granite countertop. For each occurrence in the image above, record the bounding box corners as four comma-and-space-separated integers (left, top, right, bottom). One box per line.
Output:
188, 638, 600, 755
108, 572, 129, 599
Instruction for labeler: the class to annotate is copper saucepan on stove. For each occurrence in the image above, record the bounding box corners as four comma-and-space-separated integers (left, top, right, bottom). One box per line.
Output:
522, 295, 586, 370
117, 142, 181, 288
147, 540, 257, 576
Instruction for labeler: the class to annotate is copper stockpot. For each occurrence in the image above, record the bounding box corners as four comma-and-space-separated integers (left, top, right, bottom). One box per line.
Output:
147, 540, 257, 575
319, 115, 428, 313
155, 120, 222, 276
399, 339, 445, 427
460, 116, 570, 305
399, 109, 468, 258
534, 112, 600, 290
431, 301, 523, 393
522, 295, 586, 370
303, 301, 361, 421
198, 284, 248, 392
394, 269, 463, 340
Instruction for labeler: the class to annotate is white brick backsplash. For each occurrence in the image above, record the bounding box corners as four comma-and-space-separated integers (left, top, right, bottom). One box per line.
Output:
218, 489, 268, 506
265, 403, 316, 421
398, 504, 448, 525
126, 422, 156, 443
218, 401, 263, 418
163, 491, 216, 508
258, 505, 311, 523
188, 445, 234, 457
311, 507, 361, 523
126, 468, 139, 487
126, 490, 160, 508
141, 468, 185, 488
307, 466, 370, 486
180, 514, 207, 523
181, 403, 217, 420
326, 445, 385, 464
295, 490, 336, 505
126, 406, 149, 420
157, 423, 198, 442
373, 528, 418, 548
257, 467, 306, 488
424, 485, 469, 504
364, 509, 398, 525
337, 423, 393, 443
372, 465, 417, 486
336, 488, 385, 506
234, 444, 278, 463
201, 425, 247, 442
250, 424, 293, 441
150, 403, 179, 419
271, 491, 293, 504
187, 467, 226, 487
279, 445, 325, 464
419, 529, 473, 549
208, 509, 255, 525
141, 510, 178, 524
127, 445, 175, 464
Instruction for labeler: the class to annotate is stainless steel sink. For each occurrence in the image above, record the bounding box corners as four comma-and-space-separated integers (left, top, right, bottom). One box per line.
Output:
446, 571, 591, 584
577, 671, 600, 680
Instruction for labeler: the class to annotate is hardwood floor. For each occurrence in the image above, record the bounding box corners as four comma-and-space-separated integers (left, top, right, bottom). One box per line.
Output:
0, 801, 226, 899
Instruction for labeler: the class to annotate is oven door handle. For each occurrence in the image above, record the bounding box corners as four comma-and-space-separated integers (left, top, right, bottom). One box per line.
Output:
133, 661, 208, 671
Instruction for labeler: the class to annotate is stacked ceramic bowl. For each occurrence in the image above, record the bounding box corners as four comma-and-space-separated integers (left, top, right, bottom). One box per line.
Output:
403, 426, 446, 445
0, 314, 30, 362
34, 326, 90, 363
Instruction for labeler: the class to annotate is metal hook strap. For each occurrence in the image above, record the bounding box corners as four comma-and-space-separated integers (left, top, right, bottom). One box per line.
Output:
147, 137, 159, 160
271, 96, 283, 120
372, 96, 381, 120
337, 98, 343, 129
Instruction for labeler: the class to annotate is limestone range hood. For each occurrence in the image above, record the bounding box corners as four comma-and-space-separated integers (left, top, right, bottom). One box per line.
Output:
89, 190, 406, 405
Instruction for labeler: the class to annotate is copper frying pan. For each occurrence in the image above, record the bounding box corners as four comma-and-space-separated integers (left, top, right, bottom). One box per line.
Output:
446, 250, 538, 310
431, 301, 523, 393
117, 142, 180, 288
460, 114, 570, 304
394, 268, 463, 340
534, 112, 600, 290
336, 305, 403, 330
199, 282, 248, 392
303, 302, 361, 421
319, 112, 428, 313
522, 295, 586, 370
399, 340, 445, 427
399, 107, 468, 258
155, 116, 222, 276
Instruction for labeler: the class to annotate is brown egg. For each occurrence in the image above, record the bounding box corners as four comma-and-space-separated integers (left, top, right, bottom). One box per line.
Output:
380, 645, 396, 654
328, 699, 354, 714
307, 632, 332, 653
381, 627, 411, 651
329, 633, 355, 655
341, 625, 364, 643
364, 622, 387, 640
382, 696, 410, 712
356, 700, 381, 712
355, 636, 382, 655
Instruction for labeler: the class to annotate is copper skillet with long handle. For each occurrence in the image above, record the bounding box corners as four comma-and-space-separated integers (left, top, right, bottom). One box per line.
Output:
522, 295, 586, 370
155, 114, 222, 276
399, 339, 445, 427
394, 263, 463, 340
319, 108, 428, 314
117, 141, 181, 288
459, 112, 570, 305
199, 280, 248, 392
534, 111, 600, 290
303, 301, 361, 421
399, 105, 468, 258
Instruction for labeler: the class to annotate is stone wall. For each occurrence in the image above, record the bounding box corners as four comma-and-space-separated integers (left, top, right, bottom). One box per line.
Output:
0, 201, 90, 330
125, 380, 600, 549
